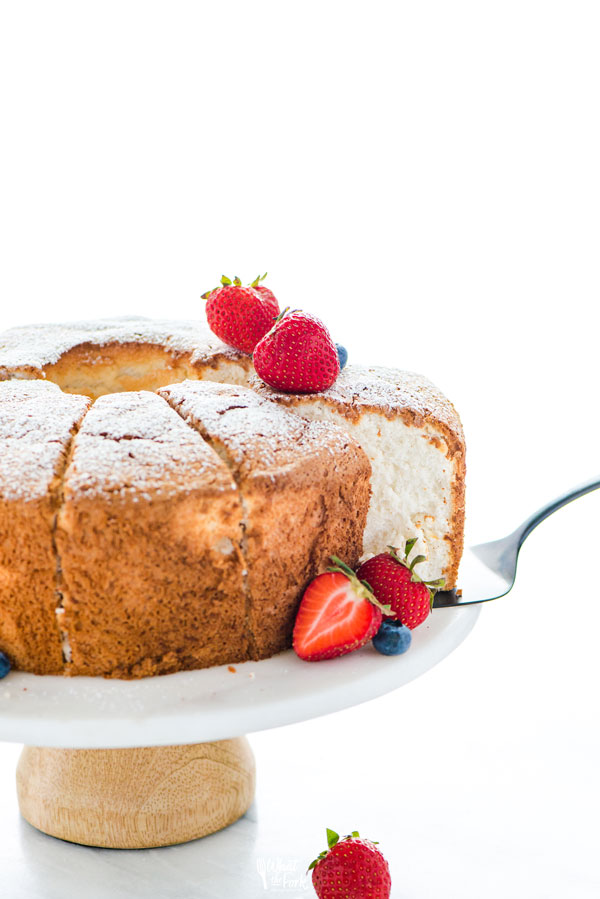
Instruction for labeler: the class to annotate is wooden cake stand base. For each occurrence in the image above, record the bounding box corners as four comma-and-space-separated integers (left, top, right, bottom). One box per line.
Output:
16, 737, 255, 849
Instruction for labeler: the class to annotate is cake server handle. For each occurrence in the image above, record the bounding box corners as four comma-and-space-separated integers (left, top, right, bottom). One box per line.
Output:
476, 474, 600, 581
505, 474, 600, 554
435, 475, 600, 607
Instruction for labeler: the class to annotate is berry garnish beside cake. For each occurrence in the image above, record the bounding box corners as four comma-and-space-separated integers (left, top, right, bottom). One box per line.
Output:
0, 275, 465, 678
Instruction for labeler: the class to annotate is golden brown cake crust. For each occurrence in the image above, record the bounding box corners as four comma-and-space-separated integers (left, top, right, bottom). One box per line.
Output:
0, 317, 252, 399
56, 391, 250, 677
159, 381, 372, 658
0, 381, 91, 674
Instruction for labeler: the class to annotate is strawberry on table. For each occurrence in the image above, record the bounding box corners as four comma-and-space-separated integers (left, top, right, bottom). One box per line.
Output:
357, 538, 445, 630
202, 274, 279, 354
293, 557, 391, 662
309, 828, 392, 899
253, 309, 340, 393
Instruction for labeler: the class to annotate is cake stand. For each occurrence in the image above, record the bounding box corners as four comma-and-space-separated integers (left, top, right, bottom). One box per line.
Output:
0, 602, 479, 850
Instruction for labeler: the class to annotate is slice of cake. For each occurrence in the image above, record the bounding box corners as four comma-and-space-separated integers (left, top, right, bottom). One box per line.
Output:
159, 381, 372, 657
0, 381, 90, 674
252, 365, 466, 588
0, 316, 252, 399
55, 391, 250, 677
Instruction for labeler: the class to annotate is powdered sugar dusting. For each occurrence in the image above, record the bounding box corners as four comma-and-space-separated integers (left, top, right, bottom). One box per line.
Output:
0, 316, 244, 373
0, 381, 90, 501
252, 364, 464, 440
64, 391, 235, 498
159, 381, 358, 480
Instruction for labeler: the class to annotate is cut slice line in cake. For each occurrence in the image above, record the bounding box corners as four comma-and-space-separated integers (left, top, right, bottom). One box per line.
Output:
159, 381, 372, 659
0, 381, 371, 677
54, 390, 251, 678
0, 381, 91, 674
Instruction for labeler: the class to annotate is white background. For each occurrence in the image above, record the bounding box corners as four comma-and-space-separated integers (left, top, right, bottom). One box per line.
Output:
0, 2, 599, 897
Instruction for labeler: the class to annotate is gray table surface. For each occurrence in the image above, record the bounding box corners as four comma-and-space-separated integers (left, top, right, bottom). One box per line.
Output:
1, 493, 598, 899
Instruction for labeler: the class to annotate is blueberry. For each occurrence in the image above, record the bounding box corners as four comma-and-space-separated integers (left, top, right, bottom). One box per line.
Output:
335, 343, 348, 371
372, 620, 412, 656
0, 651, 11, 679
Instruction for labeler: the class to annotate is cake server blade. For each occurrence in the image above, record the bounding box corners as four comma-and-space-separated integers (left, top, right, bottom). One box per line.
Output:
433, 475, 600, 608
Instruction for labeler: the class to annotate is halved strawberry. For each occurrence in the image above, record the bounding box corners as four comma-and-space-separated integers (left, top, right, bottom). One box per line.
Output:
293, 558, 391, 661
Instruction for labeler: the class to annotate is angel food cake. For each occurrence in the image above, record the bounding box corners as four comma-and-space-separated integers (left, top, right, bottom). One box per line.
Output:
0, 315, 465, 678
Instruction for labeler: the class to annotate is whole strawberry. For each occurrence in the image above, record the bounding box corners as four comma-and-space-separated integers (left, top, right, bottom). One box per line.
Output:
357, 539, 445, 630
202, 275, 279, 354
253, 309, 340, 393
293, 557, 390, 662
310, 828, 391, 899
